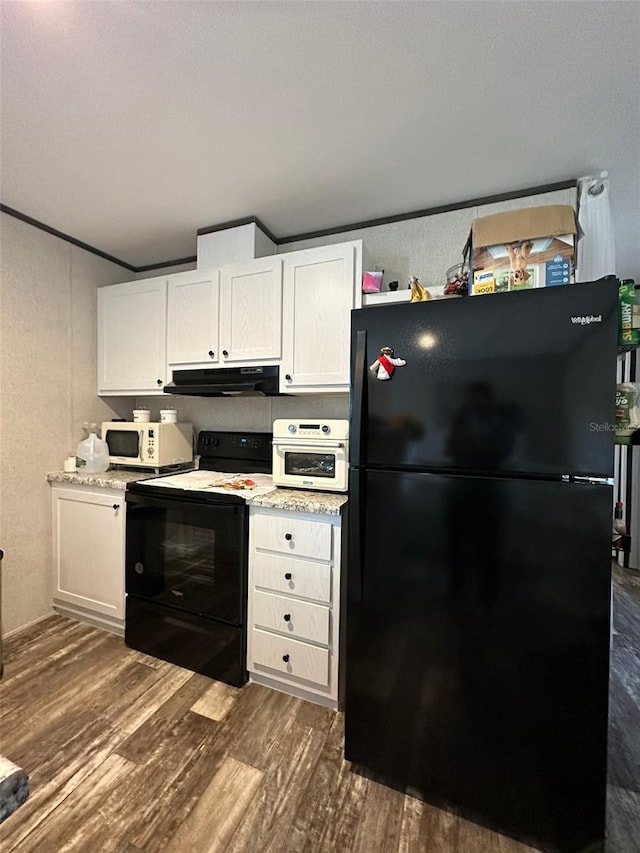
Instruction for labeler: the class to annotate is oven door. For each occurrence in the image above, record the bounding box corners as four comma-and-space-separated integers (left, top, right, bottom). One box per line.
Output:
272, 439, 348, 492
125, 491, 247, 624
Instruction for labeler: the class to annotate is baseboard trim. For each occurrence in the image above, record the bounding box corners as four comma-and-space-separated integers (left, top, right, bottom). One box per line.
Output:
52, 602, 124, 637
249, 671, 338, 710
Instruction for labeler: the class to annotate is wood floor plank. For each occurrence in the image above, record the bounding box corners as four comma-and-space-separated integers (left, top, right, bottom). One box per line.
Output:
282, 711, 349, 852
0, 704, 104, 785
350, 776, 405, 853
128, 684, 274, 853
229, 688, 301, 770
295, 699, 335, 734
0, 641, 136, 752
2, 614, 67, 656
398, 795, 458, 853
457, 814, 506, 853
162, 756, 263, 853
606, 784, 640, 853
60, 711, 220, 853
1, 616, 85, 674
107, 664, 193, 735
0, 715, 120, 851
315, 756, 369, 853
5, 753, 134, 853
116, 672, 212, 764
191, 678, 240, 721
225, 715, 329, 853
84, 658, 164, 720
0, 626, 119, 719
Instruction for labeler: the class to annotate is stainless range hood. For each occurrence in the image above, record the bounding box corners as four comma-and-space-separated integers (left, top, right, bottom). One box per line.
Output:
164, 366, 282, 397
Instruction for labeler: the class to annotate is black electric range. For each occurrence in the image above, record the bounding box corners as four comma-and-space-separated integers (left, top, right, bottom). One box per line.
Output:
124, 431, 273, 686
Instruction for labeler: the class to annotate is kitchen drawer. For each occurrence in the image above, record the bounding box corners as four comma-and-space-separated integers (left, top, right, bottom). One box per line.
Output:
250, 628, 329, 687
252, 590, 330, 646
252, 552, 331, 603
252, 513, 332, 561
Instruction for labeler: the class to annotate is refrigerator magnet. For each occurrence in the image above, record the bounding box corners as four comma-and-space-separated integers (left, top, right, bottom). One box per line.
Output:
369, 346, 406, 380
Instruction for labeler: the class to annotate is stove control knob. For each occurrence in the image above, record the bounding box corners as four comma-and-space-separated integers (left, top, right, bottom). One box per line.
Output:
288, 424, 297, 433
148, 447, 154, 457
321, 424, 330, 434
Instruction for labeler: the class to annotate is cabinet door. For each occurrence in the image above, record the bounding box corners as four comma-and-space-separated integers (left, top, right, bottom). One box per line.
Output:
219, 256, 282, 364
52, 488, 125, 620
281, 242, 357, 392
98, 278, 167, 394
167, 269, 220, 366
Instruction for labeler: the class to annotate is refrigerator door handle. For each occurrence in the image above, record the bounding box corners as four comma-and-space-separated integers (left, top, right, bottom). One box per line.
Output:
351, 329, 367, 468
348, 468, 364, 602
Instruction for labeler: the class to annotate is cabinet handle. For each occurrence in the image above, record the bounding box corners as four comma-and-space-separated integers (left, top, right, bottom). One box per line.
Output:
284, 572, 292, 580
283, 613, 291, 622
285, 373, 292, 382
112, 504, 120, 510
222, 349, 229, 357
282, 654, 290, 663
208, 350, 215, 358
285, 533, 292, 541
157, 379, 163, 386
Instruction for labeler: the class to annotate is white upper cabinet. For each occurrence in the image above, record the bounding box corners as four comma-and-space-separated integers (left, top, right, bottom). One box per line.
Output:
167, 269, 220, 366
97, 241, 367, 396
281, 241, 364, 393
219, 256, 282, 365
98, 277, 167, 395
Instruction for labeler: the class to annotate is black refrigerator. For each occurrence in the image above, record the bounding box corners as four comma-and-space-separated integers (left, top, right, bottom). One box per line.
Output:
346, 280, 618, 853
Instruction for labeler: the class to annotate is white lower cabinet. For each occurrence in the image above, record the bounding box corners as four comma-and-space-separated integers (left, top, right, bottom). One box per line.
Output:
248, 505, 343, 708
51, 484, 125, 634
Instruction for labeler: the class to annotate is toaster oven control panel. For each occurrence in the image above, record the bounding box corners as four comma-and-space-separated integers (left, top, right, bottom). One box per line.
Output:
274, 419, 349, 441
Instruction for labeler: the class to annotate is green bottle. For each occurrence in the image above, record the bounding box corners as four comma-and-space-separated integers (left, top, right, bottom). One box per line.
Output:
618, 279, 640, 346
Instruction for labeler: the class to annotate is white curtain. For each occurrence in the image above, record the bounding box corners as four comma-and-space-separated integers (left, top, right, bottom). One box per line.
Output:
576, 170, 616, 282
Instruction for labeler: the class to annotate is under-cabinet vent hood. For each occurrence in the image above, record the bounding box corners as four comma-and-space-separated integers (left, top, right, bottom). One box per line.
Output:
164, 366, 281, 397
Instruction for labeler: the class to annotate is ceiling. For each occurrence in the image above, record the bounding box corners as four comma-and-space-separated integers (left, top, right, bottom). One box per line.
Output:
1, 1, 639, 274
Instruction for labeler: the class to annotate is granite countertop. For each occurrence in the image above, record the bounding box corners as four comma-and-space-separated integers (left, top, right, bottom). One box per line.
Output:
46, 471, 348, 514
249, 488, 348, 515
46, 469, 158, 490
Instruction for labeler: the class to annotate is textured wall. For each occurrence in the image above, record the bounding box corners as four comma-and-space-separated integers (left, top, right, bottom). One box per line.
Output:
279, 187, 577, 295
0, 214, 130, 636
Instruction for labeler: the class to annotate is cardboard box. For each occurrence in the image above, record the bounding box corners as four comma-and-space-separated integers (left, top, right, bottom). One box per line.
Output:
464, 205, 577, 296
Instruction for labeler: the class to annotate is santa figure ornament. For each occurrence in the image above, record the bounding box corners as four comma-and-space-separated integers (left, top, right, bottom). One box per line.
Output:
369, 346, 406, 380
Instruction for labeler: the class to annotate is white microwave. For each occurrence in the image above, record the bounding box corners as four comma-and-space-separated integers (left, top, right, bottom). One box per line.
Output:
272, 419, 349, 492
101, 422, 193, 468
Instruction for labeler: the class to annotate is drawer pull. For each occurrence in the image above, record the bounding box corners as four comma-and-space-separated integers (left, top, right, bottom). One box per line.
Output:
283, 613, 291, 622
284, 572, 292, 580
112, 503, 120, 511
282, 654, 290, 663
285, 533, 292, 541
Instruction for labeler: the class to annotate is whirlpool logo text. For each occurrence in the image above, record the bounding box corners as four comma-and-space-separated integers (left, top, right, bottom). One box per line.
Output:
571, 314, 602, 325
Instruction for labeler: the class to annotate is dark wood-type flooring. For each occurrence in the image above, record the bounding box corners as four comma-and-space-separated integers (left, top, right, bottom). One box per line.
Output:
0, 567, 638, 853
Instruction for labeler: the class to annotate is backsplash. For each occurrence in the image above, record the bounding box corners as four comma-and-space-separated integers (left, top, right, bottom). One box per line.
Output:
132, 394, 349, 434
